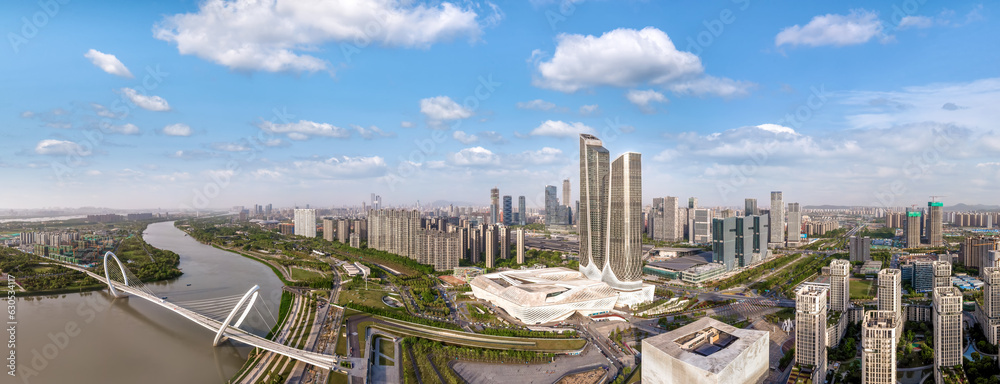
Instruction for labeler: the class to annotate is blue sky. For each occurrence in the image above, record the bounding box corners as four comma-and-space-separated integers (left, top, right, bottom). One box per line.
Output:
2, 0, 998, 210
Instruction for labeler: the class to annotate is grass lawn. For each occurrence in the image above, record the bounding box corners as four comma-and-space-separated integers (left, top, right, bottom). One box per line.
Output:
850, 279, 874, 299
328, 371, 349, 384
335, 324, 348, 355
290, 267, 325, 280
378, 336, 395, 357
338, 286, 396, 311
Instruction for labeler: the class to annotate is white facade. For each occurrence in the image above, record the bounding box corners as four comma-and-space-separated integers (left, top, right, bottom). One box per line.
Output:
293, 209, 316, 237
643, 318, 769, 384
470, 267, 619, 324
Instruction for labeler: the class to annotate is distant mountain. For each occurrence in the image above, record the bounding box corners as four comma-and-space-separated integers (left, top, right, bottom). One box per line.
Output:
426, 200, 480, 208
945, 203, 1000, 212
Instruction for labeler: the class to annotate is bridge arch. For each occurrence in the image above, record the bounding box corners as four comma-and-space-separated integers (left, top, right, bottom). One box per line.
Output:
103, 251, 129, 297
213, 285, 261, 346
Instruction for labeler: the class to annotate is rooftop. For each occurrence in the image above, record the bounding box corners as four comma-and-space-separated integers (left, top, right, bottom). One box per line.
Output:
643, 317, 768, 374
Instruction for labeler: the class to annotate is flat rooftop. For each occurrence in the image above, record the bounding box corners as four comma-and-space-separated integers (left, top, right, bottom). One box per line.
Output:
644, 317, 768, 374
647, 252, 713, 271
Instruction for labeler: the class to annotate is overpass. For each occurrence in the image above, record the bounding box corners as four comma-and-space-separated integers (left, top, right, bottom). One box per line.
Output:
59, 252, 341, 370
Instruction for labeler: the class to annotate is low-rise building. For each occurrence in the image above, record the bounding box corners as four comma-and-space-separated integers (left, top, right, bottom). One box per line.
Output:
642, 317, 769, 384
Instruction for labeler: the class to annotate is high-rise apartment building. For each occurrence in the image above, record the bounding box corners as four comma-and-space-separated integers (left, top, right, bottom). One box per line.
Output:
850, 236, 872, 262
981, 267, 1000, 344
829, 259, 851, 312
711, 215, 770, 271
862, 310, 900, 384
579, 134, 652, 305
485, 225, 497, 268
688, 197, 698, 209
796, 286, 828, 382
367, 209, 461, 271
516, 228, 525, 264
960, 236, 1000, 269
786, 202, 801, 245
928, 201, 943, 246
491, 187, 500, 224
498, 225, 511, 261
932, 287, 963, 384
502, 195, 512, 226
905, 210, 922, 248
744, 198, 757, 216
769, 191, 784, 246
293, 209, 316, 237
877, 269, 902, 317
322, 218, 335, 242
518, 196, 526, 225
338, 219, 350, 243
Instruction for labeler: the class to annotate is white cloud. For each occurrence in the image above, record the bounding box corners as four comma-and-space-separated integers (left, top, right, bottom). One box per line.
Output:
152, 172, 191, 182
106, 123, 140, 135
116, 169, 146, 179
449, 146, 499, 166
288, 156, 387, 179
153, 0, 483, 74
85, 170, 102, 176
755, 124, 798, 135
529, 120, 595, 138
516, 99, 557, 111
479, 131, 506, 144
353, 125, 395, 139
514, 147, 563, 165
579, 104, 599, 115
121, 88, 171, 111
44, 122, 72, 129
162, 123, 192, 136
776, 10, 887, 47
84, 49, 133, 78
420, 96, 473, 128
533, 27, 751, 97
35, 140, 88, 156
92, 103, 121, 118
400, 121, 415, 128
257, 120, 351, 140
20, 111, 34, 118
452, 130, 479, 144
897, 16, 934, 30
211, 142, 251, 152
625, 89, 668, 113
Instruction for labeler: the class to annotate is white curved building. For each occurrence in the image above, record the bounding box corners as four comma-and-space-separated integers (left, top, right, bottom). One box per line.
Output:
470, 267, 619, 324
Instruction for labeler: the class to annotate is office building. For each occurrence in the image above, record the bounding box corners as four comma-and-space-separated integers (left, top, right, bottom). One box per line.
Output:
796, 286, 828, 383
932, 287, 963, 384
862, 310, 900, 384
786, 202, 801, 245
769, 191, 784, 246
563, 178, 571, 211
518, 196, 526, 225
928, 201, 943, 246
490, 187, 500, 224
711, 215, 770, 272
642, 317, 769, 384
650, 196, 680, 242
905, 210, 922, 248
579, 134, 653, 306
322, 218, 335, 242
849, 236, 872, 262
502, 195, 512, 226
690, 208, 712, 244
829, 259, 851, 312
293, 209, 316, 237
516, 228, 525, 264
744, 198, 757, 216
688, 197, 698, 209
544, 185, 559, 226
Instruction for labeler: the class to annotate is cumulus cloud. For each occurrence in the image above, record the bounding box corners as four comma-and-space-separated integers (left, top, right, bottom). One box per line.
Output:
449, 146, 499, 166
776, 9, 888, 48
257, 120, 351, 140
516, 99, 557, 111
452, 130, 479, 144
579, 104, 599, 115
533, 27, 752, 97
287, 156, 388, 179
353, 125, 395, 139
626, 89, 668, 113
162, 123, 192, 136
153, 0, 485, 74
211, 142, 251, 152
106, 123, 140, 135
121, 88, 171, 111
897, 15, 934, 30
420, 96, 473, 128
84, 49, 133, 78
35, 140, 89, 156
529, 120, 595, 138
479, 131, 507, 144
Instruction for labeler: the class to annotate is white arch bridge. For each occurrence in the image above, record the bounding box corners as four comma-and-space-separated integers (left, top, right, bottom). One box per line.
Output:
61, 252, 339, 370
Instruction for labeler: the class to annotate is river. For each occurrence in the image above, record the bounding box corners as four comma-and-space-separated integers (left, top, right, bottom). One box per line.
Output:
12, 221, 284, 384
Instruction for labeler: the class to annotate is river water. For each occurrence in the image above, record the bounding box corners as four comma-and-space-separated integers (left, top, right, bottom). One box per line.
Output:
12, 221, 284, 384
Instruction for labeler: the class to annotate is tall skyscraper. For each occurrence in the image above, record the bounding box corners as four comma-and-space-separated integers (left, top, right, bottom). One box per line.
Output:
502, 195, 512, 226
338, 219, 350, 244
544, 185, 558, 226
744, 198, 757, 216
829, 259, 851, 313
933, 287, 963, 384
796, 286, 828, 383
485, 225, 497, 268
578, 134, 652, 305
518, 196, 526, 225
516, 228, 525, 264
688, 197, 698, 209
877, 268, 902, 316
690, 209, 712, 244
490, 187, 499, 224
562, 178, 571, 211
928, 201, 943, 246
850, 236, 872, 262
711, 215, 769, 271
293, 209, 316, 237
862, 310, 900, 384
905, 210, 922, 248
786, 202, 801, 245
769, 191, 784, 246
663, 196, 679, 242
498, 225, 511, 260
322, 218, 335, 242
982, 267, 1000, 344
